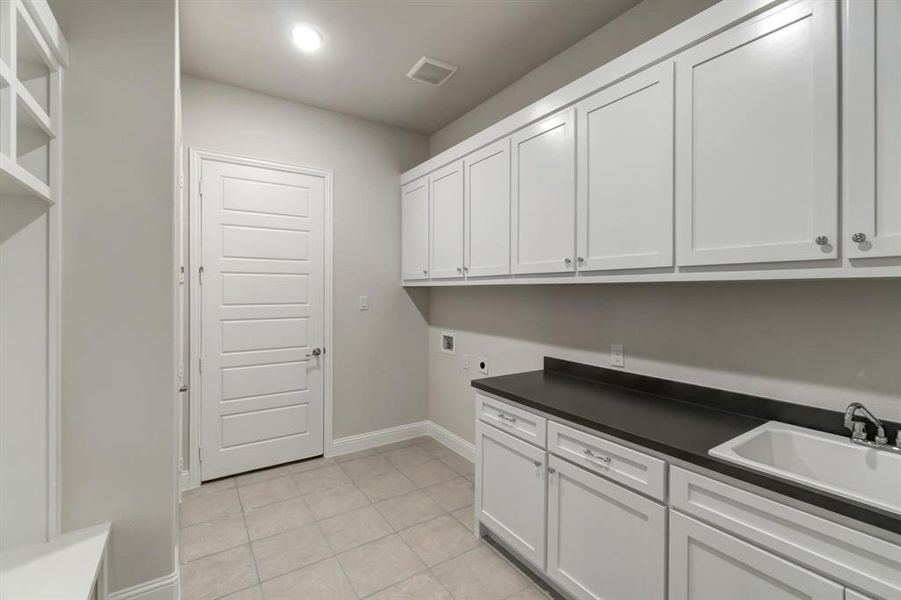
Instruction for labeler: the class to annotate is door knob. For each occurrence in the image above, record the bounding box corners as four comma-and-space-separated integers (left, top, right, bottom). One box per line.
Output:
306, 347, 322, 358
852, 232, 867, 243
815, 235, 829, 246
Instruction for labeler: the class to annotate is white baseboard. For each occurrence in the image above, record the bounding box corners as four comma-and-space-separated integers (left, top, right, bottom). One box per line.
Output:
329, 420, 430, 457
428, 421, 475, 462
109, 570, 179, 600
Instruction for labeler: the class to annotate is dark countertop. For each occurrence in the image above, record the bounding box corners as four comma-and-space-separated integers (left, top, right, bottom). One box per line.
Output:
471, 358, 901, 536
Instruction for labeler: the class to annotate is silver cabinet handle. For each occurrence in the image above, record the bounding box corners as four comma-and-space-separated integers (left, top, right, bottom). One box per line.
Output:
497, 413, 517, 425
583, 448, 611, 467
456, 266, 463, 273
533, 459, 542, 467
463, 266, 469, 273
852, 232, 867, 243
815, 235, 829, 246
423, 269, 428, 276
547, 467, 556, 474
577, 257, 585, 265
564, 257, 572, 267
305, 347, 322, 358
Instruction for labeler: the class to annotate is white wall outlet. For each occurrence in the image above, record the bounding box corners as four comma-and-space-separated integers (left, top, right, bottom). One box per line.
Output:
359, 295, 369, 311
462, 353, 470, 370
477, 356, 489, 375
610, 344, 625, 368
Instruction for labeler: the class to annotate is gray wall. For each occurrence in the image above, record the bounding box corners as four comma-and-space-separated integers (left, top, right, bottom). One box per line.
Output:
429, 282, 901, 443
181, 75, 431, 441
429, 0, 718, 155
425, 0, 901, 445
53, 0, 179, 592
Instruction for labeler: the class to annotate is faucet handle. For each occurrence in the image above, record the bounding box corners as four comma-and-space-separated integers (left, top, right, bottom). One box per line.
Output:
874, 427, 889, 445
851, 421, 868, 441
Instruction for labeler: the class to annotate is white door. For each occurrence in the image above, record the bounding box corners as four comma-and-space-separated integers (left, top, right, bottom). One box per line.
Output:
465, 139, 510, 278
511, 108, 576, 275
669, 511, 844, 600
546, 456, 665, 600
401, 177, 429, 281
675, 0, 838, 267
844, 0, 901, 259
199, 157, 325, 480
430, 161, 464, 279
577, 61, 674, 272
475, 421, 547, 570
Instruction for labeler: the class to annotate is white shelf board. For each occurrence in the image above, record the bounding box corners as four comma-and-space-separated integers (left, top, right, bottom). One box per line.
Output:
0, 153, 52, 202
0, 522, 110, 600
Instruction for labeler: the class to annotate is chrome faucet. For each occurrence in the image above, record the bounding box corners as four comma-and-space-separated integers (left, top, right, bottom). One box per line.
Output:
844, 402, 900, 452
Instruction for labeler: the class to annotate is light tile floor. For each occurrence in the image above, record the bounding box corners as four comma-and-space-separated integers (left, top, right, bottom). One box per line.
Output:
179, 436, 559, 600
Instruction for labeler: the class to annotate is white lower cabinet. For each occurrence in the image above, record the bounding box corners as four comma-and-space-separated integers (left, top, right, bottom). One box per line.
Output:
669, 511, 844, 600
546, 456, 665, 600
475, 421, 547, 570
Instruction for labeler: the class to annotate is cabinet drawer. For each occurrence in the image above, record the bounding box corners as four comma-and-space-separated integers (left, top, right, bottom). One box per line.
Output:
670, 467, 901, 599
476, 393, 546, 448
548, 421, 666, 501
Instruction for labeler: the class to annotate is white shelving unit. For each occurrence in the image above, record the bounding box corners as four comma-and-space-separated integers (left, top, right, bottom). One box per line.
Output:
0, 0, 67, 554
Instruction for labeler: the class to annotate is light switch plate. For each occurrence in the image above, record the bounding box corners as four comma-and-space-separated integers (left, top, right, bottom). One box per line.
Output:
610, 344, 624, 368
359, 295, 369, 311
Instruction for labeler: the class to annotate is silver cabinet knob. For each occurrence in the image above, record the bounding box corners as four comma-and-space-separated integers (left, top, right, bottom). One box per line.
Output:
423, 269, 428, 276
463, 266, 469, 273
564, 257, 572, 267
533, 460, 542, 467
577, 257, 585, 265
456, 267, 462, 274
852, 232, 867, 243
547, 467, 556, 474
815, 235, 829, 246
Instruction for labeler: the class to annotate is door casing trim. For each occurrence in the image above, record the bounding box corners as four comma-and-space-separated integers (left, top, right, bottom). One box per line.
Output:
187, 147, 334, 488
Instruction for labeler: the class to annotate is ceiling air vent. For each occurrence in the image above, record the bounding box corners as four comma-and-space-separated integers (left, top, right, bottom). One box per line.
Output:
406, 56, 458, 87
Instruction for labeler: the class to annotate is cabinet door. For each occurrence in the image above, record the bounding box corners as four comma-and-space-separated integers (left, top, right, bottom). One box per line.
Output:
669, 511, 843, 600
511, 108, 576, 275
546, 456, 665, 600
675, 0, 838, 267
401, 177, 429, 281
844, 0, 901, 258
465, 139, 510, 277
475, 421, 546, 570
430, 161, 464, 279
577, 62, 674, 272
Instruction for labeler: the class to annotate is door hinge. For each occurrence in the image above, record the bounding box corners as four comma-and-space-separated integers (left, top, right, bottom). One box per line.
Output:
179, 174, 184, 190
178, 265, 185, 285
198, 266, 204, 285
198, 446, 203, 463
198, 179, 204, 197
199, 357, 203, 374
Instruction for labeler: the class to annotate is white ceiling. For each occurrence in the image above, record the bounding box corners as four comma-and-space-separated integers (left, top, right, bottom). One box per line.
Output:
179, 0, 641, 134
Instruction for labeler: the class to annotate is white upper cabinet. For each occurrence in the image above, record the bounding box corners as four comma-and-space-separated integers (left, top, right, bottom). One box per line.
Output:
429, 161, 464, 279
401, 177, 429, 281
465, 139, 510, 278
675, 0, 838, 267
511, 108, 576, 275
844, 0, 901, 259
577, 62, 674, 272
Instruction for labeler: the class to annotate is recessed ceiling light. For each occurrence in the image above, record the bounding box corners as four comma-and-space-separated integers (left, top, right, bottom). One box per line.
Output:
291, 24, 323, 53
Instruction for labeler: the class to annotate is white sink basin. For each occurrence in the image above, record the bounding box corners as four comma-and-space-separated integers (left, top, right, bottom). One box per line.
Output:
709, 421, 901, 516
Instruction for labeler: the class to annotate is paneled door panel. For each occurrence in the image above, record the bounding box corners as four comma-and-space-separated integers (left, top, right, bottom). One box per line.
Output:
200, 159, 324, 480
675, 0, 838, 266
430, 161, 464, 279
577, 61, 674, 272
465, 139, 511, 278
669, 511, 843, 600
476, 421, 547, 570
511, 108, 576, 275
402, 177, 429, 281
844, 0, 901, 259
546, 456, 666, 600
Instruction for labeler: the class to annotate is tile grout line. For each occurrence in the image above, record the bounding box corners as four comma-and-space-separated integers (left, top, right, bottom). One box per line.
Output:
234, 477, 264, 590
